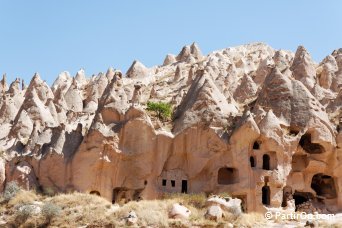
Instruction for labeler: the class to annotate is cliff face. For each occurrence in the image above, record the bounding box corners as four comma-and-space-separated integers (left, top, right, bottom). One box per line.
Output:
0, 43, 341, 213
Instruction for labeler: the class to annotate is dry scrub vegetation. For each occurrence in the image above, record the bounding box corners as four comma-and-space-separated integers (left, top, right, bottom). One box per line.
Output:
0, 182, 268, 227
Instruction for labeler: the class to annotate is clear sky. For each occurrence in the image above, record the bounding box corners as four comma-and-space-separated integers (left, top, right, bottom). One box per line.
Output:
0, 1, 341, 85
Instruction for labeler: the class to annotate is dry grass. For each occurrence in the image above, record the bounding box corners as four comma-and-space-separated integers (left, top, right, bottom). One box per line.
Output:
8, 190, 40, 207
233, 212, 267, 228
4, 189, 335, 227
162, 192, 207, 208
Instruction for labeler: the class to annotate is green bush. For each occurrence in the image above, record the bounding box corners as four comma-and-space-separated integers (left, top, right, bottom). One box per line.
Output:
146, 101, 172, 121
3, 181, 20, 202
15, 204, 34, 225
42, 202, 61, 222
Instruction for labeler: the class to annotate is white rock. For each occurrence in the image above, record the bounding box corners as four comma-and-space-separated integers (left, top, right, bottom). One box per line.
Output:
125, 210, 138, 225
169, 203, 191, 219
206, 196, 242, 215
205, 205, 223, 221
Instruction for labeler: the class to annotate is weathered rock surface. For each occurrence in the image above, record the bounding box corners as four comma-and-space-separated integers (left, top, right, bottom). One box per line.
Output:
169, 203, 191, 219
0, 42, 341, 213
205, 205, 223, 221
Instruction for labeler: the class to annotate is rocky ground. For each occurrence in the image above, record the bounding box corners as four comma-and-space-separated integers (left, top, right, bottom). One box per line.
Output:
0, 184, 341, 227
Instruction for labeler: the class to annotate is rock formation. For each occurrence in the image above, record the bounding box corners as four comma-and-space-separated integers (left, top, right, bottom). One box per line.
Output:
0, 42, 341, 214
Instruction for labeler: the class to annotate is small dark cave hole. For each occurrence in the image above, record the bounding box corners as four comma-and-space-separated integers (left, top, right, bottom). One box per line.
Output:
253, 141, 260, 150
299, 133, 325, 154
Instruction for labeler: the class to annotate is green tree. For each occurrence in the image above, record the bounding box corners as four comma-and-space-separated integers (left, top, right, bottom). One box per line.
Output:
146, 101, 172, 121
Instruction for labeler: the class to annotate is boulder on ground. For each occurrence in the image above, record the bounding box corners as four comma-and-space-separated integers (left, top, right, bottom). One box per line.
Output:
169, 203, 191, 219
125, 210, 138, 225
205, 205, 223, 221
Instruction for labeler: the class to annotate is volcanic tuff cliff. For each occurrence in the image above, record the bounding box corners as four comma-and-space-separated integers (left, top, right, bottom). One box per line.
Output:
0, 43, 341, 213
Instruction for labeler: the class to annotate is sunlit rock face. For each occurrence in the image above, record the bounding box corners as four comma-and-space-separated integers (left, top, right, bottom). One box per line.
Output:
0, 42, 341, 213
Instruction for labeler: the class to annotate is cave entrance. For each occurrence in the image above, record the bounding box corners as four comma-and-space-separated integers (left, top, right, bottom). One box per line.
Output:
311, 173, 337, 199
293, 192, 314, 208
281, 186, 292, 207
181, 180, 188, 194
89, 190, 100, 196
299, 133, 325, 154
218, 167, 239, 185
253, 141, 260, 150
112, 187, 127, 204
250, 156, 255, 167
263, 154, 270, 170
262, 185, 270, 205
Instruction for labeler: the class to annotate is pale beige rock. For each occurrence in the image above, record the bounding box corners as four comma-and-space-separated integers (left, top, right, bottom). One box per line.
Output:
0, 42, 341, 215
163, 54, 177, 66
125, 210, 138, 225
126, 60, 149, 78
169, 203, 191, 219
205, 205, 223, 221
290, 46, 317, 90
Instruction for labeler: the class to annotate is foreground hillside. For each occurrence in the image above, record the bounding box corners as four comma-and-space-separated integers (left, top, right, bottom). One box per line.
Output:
1, 183, 342, 227
0, 42, 341, 217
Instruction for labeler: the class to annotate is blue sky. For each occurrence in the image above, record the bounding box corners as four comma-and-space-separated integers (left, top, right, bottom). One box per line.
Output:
0, 1, 341, 85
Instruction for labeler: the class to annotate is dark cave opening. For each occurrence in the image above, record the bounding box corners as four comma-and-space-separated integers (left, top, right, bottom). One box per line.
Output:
293, 192, 314, 207
253, 141, 260, 150
299, 133, 325, 154
311, 173, 337, 199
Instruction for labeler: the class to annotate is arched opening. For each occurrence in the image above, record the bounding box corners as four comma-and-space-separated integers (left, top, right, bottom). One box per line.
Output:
311, 173, 337, 199
293, 192, 314, 210
217, 167, 239, 185
112, 187, 127, 204
250, 156, 255, 167
181, 180, 188, 194
281, 186, 292, 207
262, 185, 270, 205
299, 133, 325, 154
253, 141, 260, 150
262, 154, 270, 170
89, 190, 100, 196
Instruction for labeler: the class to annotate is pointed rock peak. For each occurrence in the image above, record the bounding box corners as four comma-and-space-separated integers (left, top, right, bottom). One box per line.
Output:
176, 45, 191, 62
261, 109, 279, 126
290, 46, 316, 89
190, 42, 203, 59
321, 54, 337, 67
258, 109, 282, 134
233, 74, 258, 103
75, 68, 86, 81
163, 54, 176, 66
174, 65, 184, 81
58, 71, 71, 81
51, 71, 72, 94
2, 73, 7, 85
264, 67, 291, 87
331, 48, 342, 57
8, 78, 21, 94
292, 45, 315, 64
1, 73, 8, 92
22, 79, 26, 90
32, 72, 42, 83
106, 67, 115, 78
126, 60, 149, 78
